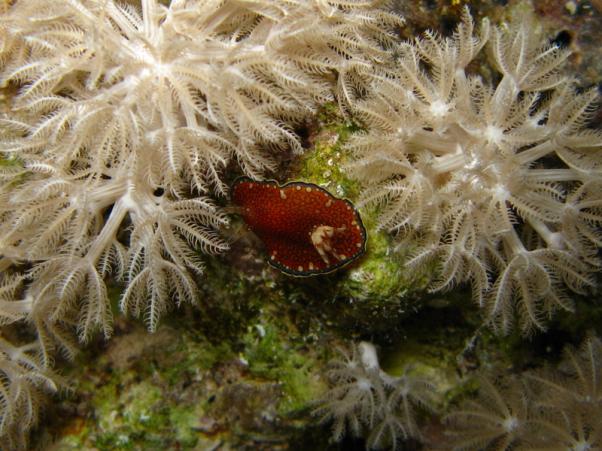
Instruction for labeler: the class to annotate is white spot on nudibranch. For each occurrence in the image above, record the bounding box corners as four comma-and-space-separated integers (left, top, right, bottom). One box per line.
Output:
310, 225, 348, 264
280, 190, 286, 199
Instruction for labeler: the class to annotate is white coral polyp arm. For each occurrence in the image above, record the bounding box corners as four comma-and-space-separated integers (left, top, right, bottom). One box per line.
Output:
84, 195, 131, 264
0, 295, 33, 323
528, 218, 565, 250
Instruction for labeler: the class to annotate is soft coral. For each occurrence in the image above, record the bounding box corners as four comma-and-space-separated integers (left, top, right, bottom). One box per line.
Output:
346, 8, 602, 334
0, 0, 401, 342
313, 342, 434, 449
0, 1, 402, 445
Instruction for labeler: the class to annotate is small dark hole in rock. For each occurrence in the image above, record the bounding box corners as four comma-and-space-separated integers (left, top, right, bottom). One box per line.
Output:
551, 30, 572, 49
424, 0, 437, 10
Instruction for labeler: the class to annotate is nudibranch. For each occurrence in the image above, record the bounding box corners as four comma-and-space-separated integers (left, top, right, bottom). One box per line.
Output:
232, 177, 367, 276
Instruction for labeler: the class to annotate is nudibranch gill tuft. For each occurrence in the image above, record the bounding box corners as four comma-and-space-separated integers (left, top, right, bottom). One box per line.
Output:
232, 177, 367, 276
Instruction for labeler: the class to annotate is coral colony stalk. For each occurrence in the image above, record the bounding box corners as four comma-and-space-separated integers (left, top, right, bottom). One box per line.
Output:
346, 8, 602, 334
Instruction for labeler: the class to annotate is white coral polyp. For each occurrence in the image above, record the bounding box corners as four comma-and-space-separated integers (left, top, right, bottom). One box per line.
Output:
502, 416, 519, 433
356, 377, 373, 392
347, 7, 602, 334
484, 125, 504, 144
428, 99, 451, 117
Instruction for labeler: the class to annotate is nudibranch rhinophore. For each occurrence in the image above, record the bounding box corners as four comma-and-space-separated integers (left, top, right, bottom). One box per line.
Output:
232, 177, 367, 276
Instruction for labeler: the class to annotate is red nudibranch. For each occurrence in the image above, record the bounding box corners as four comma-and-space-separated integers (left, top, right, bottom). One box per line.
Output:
232, 177, 367, 276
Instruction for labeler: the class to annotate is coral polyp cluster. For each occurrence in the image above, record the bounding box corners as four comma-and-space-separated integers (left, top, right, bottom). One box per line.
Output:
0, 0, 401, 446
313, 342, 434, 450
0, 337, 60, 449
0, 0, 400, 347
445, 334, 602, 450
346, 9, 602, 333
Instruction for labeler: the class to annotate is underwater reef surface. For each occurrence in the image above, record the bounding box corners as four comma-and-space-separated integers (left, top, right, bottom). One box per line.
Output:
0, 0, 600, 450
